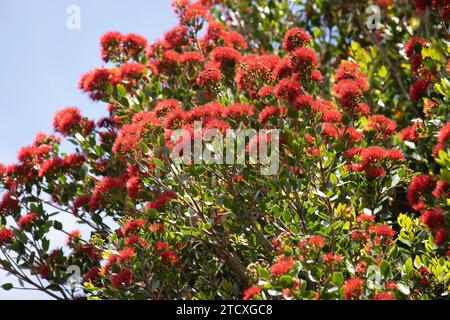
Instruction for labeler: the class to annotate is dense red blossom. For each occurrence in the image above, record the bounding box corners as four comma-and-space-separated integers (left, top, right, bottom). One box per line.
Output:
258, 106, 280, 123
373, 292, 396, 300
334, 61, 368, 91
367, 115, 398, 138
117, 247, 136, 264
123, 219, 146, 236
222, 103, 254, 119
274, 78, 301, 102
289, 47, 318, 74
146, 192, 177, 211
438, 123, 450, 145
293, 94, 314, 111
90, 176, 127, 210
432, 180, 449, 198
243, 285, 261, 300
18, 213, 38, 229
343, 277, 364, 299
0, 192, 19, 214
122, 33, 148, 57
111, 269, 133, 288
270, 256, 294, 276
407, 175, 437, 211
196, 67, 223, 87
434, 228, 449, 245
405, 37, 428, 57
410, 79, 429, 102
78, 68, 112, 100
0, 229, 14, 246
100, 31, 122, 62
283, 27, 312, 52
154, 99, 182, 118
421, 210, 445, 231
210, 47, 241, 70
164, 26, 188, 48
84, 267, 100, 283
53, 107, 82, 136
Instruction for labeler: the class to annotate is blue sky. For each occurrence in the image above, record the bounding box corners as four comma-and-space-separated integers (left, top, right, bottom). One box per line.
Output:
0, 0, 176, 299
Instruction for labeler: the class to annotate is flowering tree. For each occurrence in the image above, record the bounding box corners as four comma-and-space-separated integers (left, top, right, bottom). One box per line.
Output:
0, 0, 449, 300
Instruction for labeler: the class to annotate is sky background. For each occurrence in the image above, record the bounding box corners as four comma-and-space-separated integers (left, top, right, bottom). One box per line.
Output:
0, 0, 176, 299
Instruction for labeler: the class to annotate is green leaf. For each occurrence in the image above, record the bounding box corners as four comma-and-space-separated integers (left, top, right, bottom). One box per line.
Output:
332, 272, 344, 286
117, 84, 127, 98
2, 283, 13, 291
53, 221, 63, 230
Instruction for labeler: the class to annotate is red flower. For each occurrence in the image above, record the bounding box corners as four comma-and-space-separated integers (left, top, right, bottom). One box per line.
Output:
0, 229, 14, 246
373, 292, 396, 300
84, 267, 100, 283
66, 230, 81, 246
421, 210, 445, 231
438, 123, 450, 145
405, 37, 428, 57
273, 57, 294, 79
181, 51, 204, 64
196, 67, 223, 87
334, 61, 368, 91
89, 176, 127, 210
322, 253, 343, 265
119, 63, 146, 81
432, 180, 449, 198
258, 106, 280, 123
407, 175, 436, 211
434, 228, 448, 245
161, 249, 180, 266
386, 149, 405, 162
270, 256, 294, 276
117, 247, 136, 264
293, 94, 314, 111
111, 269, 133, 288
222, 103, 254, 119
283, 27, 312, 52
223, 31, 247, 50
53, 107, 82, 136
38, 157, 65, 178
123, 219, 146, 236
146, 192, 177, 211
164, 26, 188, 48
334, 80, 363, 111
0, 192, 19, 214
369, 224, 397, 238
122, 33, 148, 57
410, 79, 428, 102
308, 235, 325, 249
290, 47, 318, 73
126, 176, 142, 201
154, 99, 182, 118
413, 0, 432, 13
367, 115, 397, 138
343, 277, 364, 299
210, 47, 241, 70
274, 78, 301, 102
360, 146, 387, 163
243, 285, 261, 300
100, 31, 122, 62
78, 68, 112, 100
18, 213, 38, 229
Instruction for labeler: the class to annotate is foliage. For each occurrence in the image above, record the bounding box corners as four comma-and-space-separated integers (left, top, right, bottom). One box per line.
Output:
0, 0, 449, 300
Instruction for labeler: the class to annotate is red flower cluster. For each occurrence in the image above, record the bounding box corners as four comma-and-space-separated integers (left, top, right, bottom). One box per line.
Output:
407, 175, 436, 211
53, 107, 82, 136
18, 213, 38, 229
333, 61, 369, 115
0, 229, 14, 246
343, 277, 364, 299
